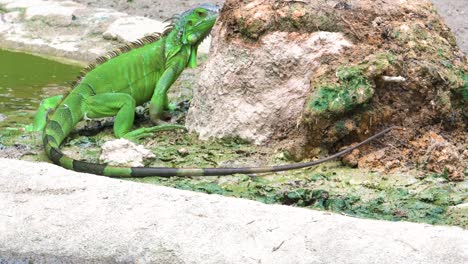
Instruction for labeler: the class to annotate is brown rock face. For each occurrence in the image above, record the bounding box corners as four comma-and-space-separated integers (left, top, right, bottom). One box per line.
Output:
187, 0, 466, 177
410, 131, 466, 181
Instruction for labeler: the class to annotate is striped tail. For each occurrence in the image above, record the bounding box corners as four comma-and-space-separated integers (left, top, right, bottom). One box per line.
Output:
43, 104, 395, 178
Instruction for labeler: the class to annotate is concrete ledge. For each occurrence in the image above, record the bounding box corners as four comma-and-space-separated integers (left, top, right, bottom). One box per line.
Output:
0, 158, 467, 263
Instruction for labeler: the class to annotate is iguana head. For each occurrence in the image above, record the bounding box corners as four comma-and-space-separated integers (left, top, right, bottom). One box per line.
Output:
165, 4, 219, 68
176, 4, 219, 46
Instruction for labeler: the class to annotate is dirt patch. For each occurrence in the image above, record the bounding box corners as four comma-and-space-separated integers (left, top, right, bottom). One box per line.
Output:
410, 131, 466, 181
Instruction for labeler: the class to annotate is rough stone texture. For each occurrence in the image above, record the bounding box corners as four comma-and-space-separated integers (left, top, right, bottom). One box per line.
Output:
103, 16, 168, 42
99, 138, 155, 167
185, 0, 466, 177
0, 158, 467, 263
186, 31, 352, 144
11, 0, 83, 23
409, 131, 466, 181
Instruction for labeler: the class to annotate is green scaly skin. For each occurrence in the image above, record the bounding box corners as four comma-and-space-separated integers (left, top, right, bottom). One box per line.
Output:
33, 5, 395, 177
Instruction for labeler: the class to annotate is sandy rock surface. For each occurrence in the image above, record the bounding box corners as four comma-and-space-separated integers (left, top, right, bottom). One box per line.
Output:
186, 31, 353, 144
99, 138, 155, 167
102, 16, 168, 43
0, 158, 467, 263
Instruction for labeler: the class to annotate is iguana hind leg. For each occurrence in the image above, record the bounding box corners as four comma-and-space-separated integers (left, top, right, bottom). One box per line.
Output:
84, 93, 184, 141
26, 95, 63, 131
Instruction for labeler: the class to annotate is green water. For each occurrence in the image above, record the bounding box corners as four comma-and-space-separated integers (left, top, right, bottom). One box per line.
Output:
0, 49, 81, 127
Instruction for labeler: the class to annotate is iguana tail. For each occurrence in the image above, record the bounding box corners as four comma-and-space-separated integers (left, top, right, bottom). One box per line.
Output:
43, 99, 395, 178
43, 84, 89, 172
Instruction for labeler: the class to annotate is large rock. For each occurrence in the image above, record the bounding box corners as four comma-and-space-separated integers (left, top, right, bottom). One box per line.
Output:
103, 16, 168, 42
2, 0, 84, 26
0, 158, 467, 263
186, 0, 466, 158
187, 30, 352, 144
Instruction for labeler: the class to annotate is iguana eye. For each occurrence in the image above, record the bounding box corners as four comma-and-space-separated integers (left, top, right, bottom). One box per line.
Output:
188, 20, 193, 26
197, 11, 206, 17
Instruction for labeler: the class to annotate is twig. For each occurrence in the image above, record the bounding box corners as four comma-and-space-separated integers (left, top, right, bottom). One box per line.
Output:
272, 240, 286, 252
341, 16, 362, 40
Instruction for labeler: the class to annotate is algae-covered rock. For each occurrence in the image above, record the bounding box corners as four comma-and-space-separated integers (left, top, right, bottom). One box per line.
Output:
188, 0, 466, 178
307, 66, 374, 116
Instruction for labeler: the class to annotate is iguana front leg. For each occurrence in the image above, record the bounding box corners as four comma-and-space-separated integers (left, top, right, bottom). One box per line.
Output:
84, 93, 184, 141
149, 57, 186, 123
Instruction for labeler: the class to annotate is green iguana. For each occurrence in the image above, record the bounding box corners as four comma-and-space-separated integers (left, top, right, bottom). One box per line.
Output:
30, 4, 394, 177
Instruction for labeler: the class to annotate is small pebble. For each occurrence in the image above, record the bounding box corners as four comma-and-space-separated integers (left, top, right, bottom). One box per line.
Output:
177, 147, 189, 157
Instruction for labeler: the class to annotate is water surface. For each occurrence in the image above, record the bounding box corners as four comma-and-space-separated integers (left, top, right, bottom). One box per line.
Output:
0, 49, 81, 127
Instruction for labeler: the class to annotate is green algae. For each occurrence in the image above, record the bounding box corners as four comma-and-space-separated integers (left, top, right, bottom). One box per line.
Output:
361, 52, 395, 77
445, 206, 468, 228
308, 52, 395, 117
394, 23, 457, 54
458, 70, 468, 101
309, 66, 373, 115
392, 20, 462, 98
168, 170, 462, 225
3, 120, 467, 227
0, 4, 6, 14
0, 49, 81, 129
125, 151, 467, 227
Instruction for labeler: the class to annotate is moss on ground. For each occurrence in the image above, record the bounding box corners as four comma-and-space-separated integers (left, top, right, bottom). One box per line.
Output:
2, 123, 466, 228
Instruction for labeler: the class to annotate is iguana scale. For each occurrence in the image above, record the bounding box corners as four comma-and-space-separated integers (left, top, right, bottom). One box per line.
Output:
32, 4, 394, 177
